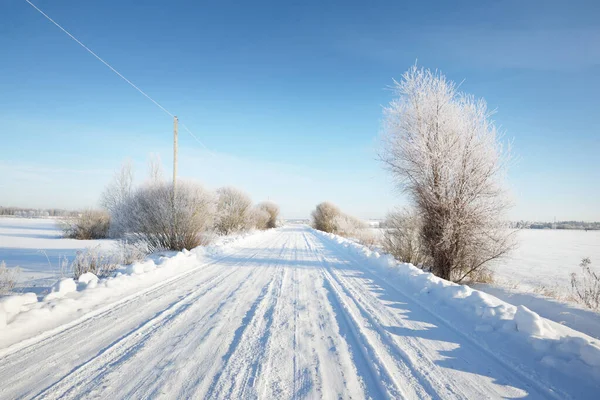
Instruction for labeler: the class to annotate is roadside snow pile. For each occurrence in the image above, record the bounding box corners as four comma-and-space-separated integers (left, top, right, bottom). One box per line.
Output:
45, 279, 77, 300
0, 229, 275, 351
314, 229, 600, 380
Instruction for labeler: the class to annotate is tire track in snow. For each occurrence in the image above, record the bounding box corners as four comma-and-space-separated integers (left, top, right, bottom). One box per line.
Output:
0, 233, 278, 362
28, 237, 278, 400
324, 266, 446, 400
31, 266, 250, 399
303, 234, 401, 399
116, 261, 269, 399
314, 230, 557, 400
203, 267, 283, 399
203, 233, 292, 399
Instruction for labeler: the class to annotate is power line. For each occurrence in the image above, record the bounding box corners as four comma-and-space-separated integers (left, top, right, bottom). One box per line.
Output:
24, 0, 213, 153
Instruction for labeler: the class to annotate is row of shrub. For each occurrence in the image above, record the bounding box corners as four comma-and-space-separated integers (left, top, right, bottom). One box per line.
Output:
309, 202, 494, 284
62, 162, 280, 255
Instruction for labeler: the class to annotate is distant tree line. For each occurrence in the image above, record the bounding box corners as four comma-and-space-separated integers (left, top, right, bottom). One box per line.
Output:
512, 221, 600, 230
0, 207, 78, 218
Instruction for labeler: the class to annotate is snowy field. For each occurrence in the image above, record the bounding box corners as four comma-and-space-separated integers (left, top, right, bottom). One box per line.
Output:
0, 217, 116, 294
491, 229, 600, 292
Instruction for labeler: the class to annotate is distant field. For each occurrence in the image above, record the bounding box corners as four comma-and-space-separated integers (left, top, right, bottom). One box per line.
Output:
490, 229, 600, 294
0, 217, 116, 294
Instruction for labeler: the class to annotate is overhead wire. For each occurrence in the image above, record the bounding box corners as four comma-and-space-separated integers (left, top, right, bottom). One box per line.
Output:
24, 0, 214, 154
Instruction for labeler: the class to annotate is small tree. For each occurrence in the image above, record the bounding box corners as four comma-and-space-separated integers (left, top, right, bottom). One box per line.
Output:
381, 66, 514, 282
215, 187, 253, 235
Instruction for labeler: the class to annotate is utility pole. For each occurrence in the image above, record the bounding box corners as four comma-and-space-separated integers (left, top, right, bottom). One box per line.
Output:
173, 116, 178, 190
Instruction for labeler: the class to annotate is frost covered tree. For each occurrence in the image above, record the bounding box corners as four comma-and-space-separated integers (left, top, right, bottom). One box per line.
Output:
250, 206, 271, 230
101, 160, 216, 250
311, 202, 341, 233
381, 66, 514, 282
311, 202, 365, 236
334, 213, 366, 237
257, 202, 280, 229
121, 181, 216, 251
382, 209, 428, 266
215, 187, 253, 235
147, 153, 164, 184
101, 161, 134, 238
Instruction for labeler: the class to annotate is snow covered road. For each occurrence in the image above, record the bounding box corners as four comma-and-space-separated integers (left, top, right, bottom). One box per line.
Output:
0, 226, 589, 399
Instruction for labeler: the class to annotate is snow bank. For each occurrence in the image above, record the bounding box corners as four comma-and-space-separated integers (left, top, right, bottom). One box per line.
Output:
0, 228, 275, 351
45, 279, 77, 300
314, 229, 600, 381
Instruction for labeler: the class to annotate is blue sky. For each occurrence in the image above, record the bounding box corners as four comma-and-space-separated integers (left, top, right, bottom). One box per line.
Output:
0, 0, 598, 220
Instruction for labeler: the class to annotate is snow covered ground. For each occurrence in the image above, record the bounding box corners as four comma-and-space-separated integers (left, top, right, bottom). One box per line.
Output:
475, 229, 600, 338
0, 225, 599, 399
490, 229, 600, 294
0, 217, 116, 294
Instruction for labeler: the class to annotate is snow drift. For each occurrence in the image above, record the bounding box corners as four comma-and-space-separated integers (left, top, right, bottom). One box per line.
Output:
314, 229, 600, 383
0, 229, 273, 351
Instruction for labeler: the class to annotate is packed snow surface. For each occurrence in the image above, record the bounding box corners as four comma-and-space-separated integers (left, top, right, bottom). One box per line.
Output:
0, 226, 599, 399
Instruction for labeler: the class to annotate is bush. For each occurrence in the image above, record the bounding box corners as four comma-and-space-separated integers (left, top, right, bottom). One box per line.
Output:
311, 202, 341, 233
311, 202, 365, 237
335, 213, 366, 237
382, 209, 429, 266
571, 258, 600, 310
215, 187, 253, 235
257, 202, 280, 229
354, 230, 379, 249
250, 206, 271, 230
0, 261, 20, 295
115, 240, 146, 265
116, 181, 216, 251
69, 246, 119, 279
61, 210, 111, 240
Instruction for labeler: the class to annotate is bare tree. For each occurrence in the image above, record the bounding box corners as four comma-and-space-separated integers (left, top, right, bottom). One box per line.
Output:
380, 66, 514, 282
215, 187, 253, 235
147, 153, 164, 184
101, 161, 134, 238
